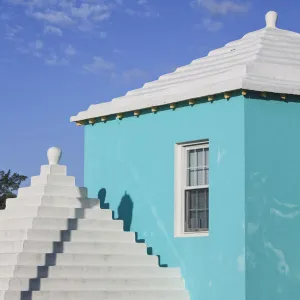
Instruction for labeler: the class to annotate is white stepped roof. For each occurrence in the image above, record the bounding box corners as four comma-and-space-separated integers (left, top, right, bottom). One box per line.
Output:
71, 11, 300, 122
0, 147, 189, 300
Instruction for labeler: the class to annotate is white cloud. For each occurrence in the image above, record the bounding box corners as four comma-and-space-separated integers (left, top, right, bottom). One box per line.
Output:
16, 46, 29, 54
98, 31, 107, 38
113, 48, 123, 54
122, 68, 147, 82
196, 18, 223, 31
4, 24, 23, 40
17, 39, 44, 57
82, 56, 114, 73
71, 3, 93, 18
26, 2, 115, 34
193, 0, 250, 14
3, 0, 131, 69
18, 41, 72, 67
29, 9, 73, 25
64, 44, 76, 56
103, 67, 147, 83
44, 53, 68, 66
125, 0, 159, 18
92, 11, 111, 21
0, 13, 11, 20
44, 25, 63, 36
125, 8, 158, 18
5, 0, 58, 7
4, 0, 25, 4
33, 39, 44, 49
124, 8, 135, 15
3, 0, 125, 40
71, 3, 111, 20
77, 19, 93, 32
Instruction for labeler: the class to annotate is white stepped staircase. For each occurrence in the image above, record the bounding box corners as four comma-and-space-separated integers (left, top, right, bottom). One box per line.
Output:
0, 147, 189, 300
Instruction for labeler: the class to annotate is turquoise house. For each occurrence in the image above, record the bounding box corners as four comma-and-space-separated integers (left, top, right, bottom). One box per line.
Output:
71, 11, 300, 300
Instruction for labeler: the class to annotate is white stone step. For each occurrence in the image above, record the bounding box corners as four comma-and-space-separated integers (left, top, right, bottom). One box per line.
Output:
40, 165, 66, 176
2, 277, 185, 291
0, 265, 181, 279
6, 196, 99, 209
0, 206, 112, 220
1, 290, 190, 300
18, 186, 87, 198
0, 229, 135, 242
0, 253, 158, 266
31, 175, 75, 187
0, 241, 146, 255
0, 218, 122, 231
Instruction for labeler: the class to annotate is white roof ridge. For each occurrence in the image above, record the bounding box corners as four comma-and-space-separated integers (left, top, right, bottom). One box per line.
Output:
127, 33, 268, 98
71, 11, 300, 123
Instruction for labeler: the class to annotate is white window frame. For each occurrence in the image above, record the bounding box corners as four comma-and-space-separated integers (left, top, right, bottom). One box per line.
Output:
174, 140, 209, 238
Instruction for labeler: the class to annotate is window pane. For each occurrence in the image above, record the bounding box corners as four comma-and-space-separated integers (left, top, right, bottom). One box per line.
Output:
199, 211, 208, 228
186, 147, 209, 187
191, 190, 197, 210
205, 148, 209, 184
188, 169, 197, 186
196, 168, 205, 186
205, 168, 209, 185
196, 148, 204, 167
190, 213, 198, 229
185, 188, 209, 232
195, 167, 209, 186
198, 190, 206, 209
187, 149, 197, 186
204, 148, 209, 166
196, 149, 204, 186
188, 150, 197, 168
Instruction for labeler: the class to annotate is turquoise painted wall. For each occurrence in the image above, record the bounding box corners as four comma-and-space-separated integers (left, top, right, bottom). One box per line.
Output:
245, 96, 300, 300
84, 95, 246, 300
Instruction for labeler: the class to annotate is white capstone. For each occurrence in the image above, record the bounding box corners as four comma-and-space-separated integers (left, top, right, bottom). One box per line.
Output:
47, 147, 62, 165
265, 10, 278, 28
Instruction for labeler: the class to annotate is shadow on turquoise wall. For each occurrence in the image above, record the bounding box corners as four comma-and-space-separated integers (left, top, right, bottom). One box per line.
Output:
98, 188, 134, 231
98, 188, 109, 209
117, 192, 133, 232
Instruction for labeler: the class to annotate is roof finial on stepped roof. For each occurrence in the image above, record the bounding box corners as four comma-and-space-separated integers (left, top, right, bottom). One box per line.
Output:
265, 11, 278, 28
47, 147, 62, 165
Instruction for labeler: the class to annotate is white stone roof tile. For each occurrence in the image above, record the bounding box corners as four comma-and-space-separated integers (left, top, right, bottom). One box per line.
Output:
71, 11, 300, 122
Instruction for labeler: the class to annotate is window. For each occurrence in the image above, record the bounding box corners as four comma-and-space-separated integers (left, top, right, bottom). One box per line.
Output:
174, 140, 209, 237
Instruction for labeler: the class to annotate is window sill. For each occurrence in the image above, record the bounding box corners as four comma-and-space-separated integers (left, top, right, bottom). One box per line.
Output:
175, 231, 209, 238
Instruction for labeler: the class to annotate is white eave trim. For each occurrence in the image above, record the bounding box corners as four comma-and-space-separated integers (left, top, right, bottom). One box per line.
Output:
70, 77, 244, 122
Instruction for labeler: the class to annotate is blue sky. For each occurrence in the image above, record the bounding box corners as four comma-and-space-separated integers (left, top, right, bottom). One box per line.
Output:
0, 0, 299, 187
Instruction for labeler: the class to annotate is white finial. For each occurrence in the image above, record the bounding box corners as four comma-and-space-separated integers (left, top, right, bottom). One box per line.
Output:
47, 147, 62, 165
265, 11, 278, 28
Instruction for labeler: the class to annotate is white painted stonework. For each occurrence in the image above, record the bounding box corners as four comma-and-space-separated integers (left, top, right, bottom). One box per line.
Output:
71, 11, 300, 122
0, 148, 189, 300
46, 147, 62, 165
